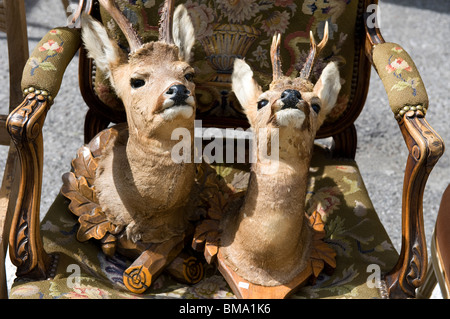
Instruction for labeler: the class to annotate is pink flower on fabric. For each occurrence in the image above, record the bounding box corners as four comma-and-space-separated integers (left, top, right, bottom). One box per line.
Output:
39, 39, 64, 53
65, 285, 110, 299
385, 57, 412, 73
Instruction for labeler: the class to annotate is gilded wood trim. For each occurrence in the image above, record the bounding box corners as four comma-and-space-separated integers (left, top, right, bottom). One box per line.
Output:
6, 94, 52, 279
385, 110, 444, 298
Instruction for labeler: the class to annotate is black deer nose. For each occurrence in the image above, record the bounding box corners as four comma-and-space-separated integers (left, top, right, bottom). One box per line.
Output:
280, 89, 302, 109
166, 84, 190, 106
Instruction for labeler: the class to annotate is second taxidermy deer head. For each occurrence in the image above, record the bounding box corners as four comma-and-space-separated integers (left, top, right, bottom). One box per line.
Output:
81, 0, 197, 243
220, 24, 342, 286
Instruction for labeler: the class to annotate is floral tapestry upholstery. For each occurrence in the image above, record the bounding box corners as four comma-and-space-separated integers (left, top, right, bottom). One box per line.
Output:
94, 0, 361, 128
372, 42, 428, 118
10, 145, 398, 299
21, 27, 81, 100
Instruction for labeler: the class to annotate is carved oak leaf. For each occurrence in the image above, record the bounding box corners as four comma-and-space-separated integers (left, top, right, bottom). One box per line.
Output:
61, 172, 99, 217
192, 219, 220, 251
71, 146, 98, 185
77, 207, 118, 242
308, 211, 337, 278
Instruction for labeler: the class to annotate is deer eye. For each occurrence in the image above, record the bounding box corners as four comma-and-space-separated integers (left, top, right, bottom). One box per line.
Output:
311, 103, 321, 113
130, 78, 145, 89
257, 99, 269, 110
184, 73, 195, 82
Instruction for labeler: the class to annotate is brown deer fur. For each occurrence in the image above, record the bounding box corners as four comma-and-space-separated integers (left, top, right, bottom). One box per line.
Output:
81, 2, 197, 243
220, 32, 341, 286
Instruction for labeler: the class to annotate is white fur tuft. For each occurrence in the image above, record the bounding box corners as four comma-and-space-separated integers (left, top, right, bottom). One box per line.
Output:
160, 105, 194, 121
275, 109, 305, 129
81, 13, 120, 82
173, 5, 195, 62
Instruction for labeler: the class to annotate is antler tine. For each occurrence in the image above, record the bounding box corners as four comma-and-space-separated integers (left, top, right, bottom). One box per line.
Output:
158, 0, 175, 44
271, 32, 283, 81
98, 0, 143, 52
299, 21, 329, 80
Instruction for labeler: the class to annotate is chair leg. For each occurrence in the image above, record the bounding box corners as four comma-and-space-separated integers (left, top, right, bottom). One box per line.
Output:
430, 230, 450, 299
416, 260, 437, 299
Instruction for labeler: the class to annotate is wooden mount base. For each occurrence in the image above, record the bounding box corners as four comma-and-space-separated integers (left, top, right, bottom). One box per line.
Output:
122, 235, 204, 294
122, 236, 184, 294
216, 250, 313, 299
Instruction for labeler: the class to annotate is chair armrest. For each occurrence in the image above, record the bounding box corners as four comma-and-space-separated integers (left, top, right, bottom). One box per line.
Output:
6, 27, 81, 280
371, 42, 429, 120
366, 25, 445, 298
21, 27, 81, 100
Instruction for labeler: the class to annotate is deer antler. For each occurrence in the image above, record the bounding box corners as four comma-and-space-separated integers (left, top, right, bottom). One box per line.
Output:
299, 21, 329, 80
271, 33, 283, 81
98, 0, 143, 52
158, 0, 175, 44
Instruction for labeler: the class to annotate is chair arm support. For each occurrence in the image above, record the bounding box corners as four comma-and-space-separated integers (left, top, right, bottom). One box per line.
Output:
6, 94, 53, 279
385, 111, 444, 298
5, 27, 80, 280
365, 19, 445, 297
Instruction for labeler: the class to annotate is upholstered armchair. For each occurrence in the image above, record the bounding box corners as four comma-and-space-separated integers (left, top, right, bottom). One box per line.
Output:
1, 0, 444, 299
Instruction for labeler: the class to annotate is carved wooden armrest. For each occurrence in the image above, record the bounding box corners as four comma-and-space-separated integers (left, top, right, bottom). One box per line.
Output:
6, 26, 81, 280
365, 18, 445, 298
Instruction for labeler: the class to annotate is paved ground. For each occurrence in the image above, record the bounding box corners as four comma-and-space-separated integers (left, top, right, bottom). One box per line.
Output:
0, 0, 449, 298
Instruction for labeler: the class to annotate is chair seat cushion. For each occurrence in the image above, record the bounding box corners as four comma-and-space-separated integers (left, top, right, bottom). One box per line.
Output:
10, 145, 398, 299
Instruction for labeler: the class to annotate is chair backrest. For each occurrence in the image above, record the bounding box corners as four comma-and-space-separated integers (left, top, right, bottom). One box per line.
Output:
79, 0, 373, 147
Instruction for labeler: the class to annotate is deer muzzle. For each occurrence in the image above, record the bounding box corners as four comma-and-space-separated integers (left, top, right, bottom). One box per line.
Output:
166, 84, 191, 106
280, 89, 302, 110
160, 84, 195, 120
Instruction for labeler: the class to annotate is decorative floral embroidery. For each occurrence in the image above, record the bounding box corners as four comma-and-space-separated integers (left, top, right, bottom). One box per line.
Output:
184, 0, 215, 40
252, 45, 270, 68
391, 46, 403, 53
29, 29, 65, 76
64, 284, 111, 299
386, 50, 420, 96
260, 10, 291, 35
386, 57, 412, 73
216, 0, 260, 24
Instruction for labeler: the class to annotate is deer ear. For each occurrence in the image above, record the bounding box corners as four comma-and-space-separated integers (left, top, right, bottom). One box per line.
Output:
81, 13, 124, 84
172, 5, 195, 62
313, 62, 341, 127
232, 59, 262, 127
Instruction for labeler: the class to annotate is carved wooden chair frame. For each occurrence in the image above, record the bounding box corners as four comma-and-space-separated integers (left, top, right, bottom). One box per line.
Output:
1, 0, 444, 299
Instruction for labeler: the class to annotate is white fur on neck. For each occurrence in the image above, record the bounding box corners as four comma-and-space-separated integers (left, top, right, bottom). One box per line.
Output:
275, 109, 305, 129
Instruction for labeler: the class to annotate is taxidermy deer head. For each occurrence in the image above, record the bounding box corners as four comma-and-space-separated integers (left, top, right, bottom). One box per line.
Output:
220, 25, 341, 286
81, 0, 197, 243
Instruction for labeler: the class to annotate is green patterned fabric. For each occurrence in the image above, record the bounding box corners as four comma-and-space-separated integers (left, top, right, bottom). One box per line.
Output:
372, 42, 428, 117
21, 27, 81, 98
10, 145, 398, 299
95, 0, 361, 127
